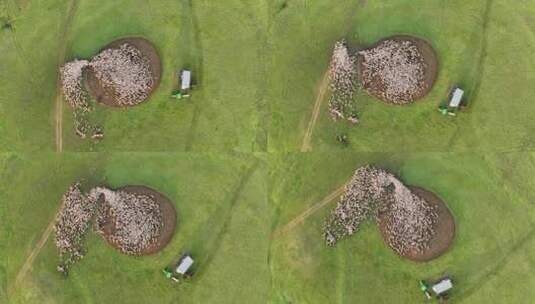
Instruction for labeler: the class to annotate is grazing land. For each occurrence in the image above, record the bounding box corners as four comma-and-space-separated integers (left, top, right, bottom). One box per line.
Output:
269, 152, 535, 303
0, 0, 268, 152
1, 0, 535, 303
2, 153, 269, 304
269, 0, 535, 152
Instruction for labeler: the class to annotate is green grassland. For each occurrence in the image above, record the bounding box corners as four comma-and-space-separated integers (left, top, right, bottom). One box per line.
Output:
269, 0, 535, 152
2, 0, 535, 303
1, 153, 270, 303
1, 0, 268, 152
269, 152, 535, 303
3, 152, 535, 303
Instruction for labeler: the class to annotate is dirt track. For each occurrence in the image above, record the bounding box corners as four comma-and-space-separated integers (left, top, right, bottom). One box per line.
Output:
9, 196, 65, 297
54, 0, 78, 152
10, 217, 55, 295
301, 71, 329, 152
10, 1, 78, 295
271, 183, 346, 239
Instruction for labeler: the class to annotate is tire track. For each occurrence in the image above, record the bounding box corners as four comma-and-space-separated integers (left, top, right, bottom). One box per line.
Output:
336, 249, 347, 304
300, 2, 359, 152
8, 204, 61, 297
191, 160, 260, 277
54, 0, 78, 152
171, 160, 260, 302
300, 71, 329, 152
9, 1, 78, 295
183, 0, 204, 152
252, 2, 270, 152
4, 1, 39, 87
447, 0, 493, 148
237, 0, 270, 151
271, 183, 345, 239
457, 224, 535, 303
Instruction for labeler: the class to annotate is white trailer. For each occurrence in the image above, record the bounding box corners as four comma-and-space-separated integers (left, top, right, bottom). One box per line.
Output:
431, 278, 453, 297
449, 88, 464, 108
180, 70, 192, 91
176, 255, 194, 275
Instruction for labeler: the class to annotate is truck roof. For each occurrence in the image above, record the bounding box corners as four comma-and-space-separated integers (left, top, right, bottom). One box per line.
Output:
181, 70, 192, 90
449, 88, 464, 108
432, 278, 453, 295
176, 256, 194, 274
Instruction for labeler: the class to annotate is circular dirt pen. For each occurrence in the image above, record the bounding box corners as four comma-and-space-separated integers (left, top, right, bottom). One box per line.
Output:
98, 185, 176, 256
377, 186, 455, 262
356, 35, 439, 104
84, 37, 162, 108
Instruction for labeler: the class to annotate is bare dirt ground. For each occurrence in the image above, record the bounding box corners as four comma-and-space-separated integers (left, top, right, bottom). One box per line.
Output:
98, 185, 176, 255
84, 37, 162, 108
356, 35, 439, 104
301, 71, 329, 152
377, 186, 455, 262
271, 183, 346, 239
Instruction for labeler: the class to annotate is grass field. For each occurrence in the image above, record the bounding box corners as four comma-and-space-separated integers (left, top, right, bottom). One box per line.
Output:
2, 0, 535, 303
269, 0, 535, 152
269, 152, 535, 303
1, 0, 268, 152
2, 153, 270, 303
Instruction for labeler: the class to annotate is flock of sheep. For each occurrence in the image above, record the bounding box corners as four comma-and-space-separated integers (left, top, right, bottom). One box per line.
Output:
54, 183, 163, 275
327, 38, 428, 121
359, 39, 427, 104
323, 166, 438, 256
89, 187, 162, 255
328, 40, 359, 123
59, 43, 154, 138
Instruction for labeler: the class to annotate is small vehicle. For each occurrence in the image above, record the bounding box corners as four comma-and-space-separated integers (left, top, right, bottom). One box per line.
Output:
431, 277, 453, 298
163, 254, 195, 283
419, 276, 453, 300
419, 280, 432, 300
171, 70, 193, 99
438, 87, 465, 116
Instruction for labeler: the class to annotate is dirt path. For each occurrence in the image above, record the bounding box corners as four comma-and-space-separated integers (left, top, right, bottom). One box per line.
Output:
54, 0, 78, 152
9, 214, 56, 296
300, 71, 329, 152
271, 183, 345, 239
9, 1, 78, 295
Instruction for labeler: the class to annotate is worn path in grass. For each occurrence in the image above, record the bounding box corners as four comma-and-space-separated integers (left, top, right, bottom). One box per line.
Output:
447, 0, 494, 148
54, 0, 78, 152
183, 0, 205, 152
9, 209, 58, 296
10, 0, 78, 294
301, 71, 329, 152
271, 183, 345, 239
457, 224, 535, 303
194, 160, 260, 274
